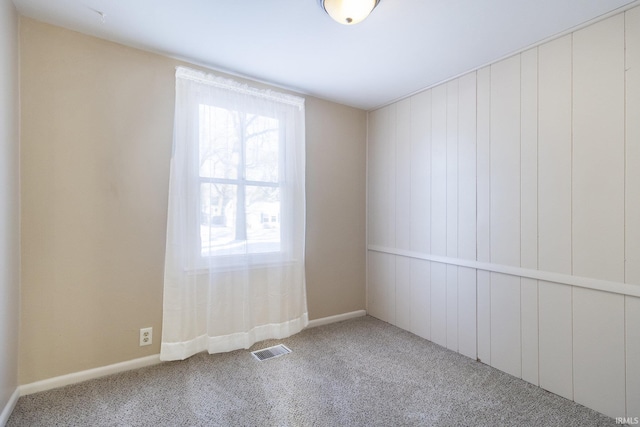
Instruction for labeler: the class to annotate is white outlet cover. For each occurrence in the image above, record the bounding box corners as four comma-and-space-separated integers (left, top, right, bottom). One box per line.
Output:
140, 327, 152, 346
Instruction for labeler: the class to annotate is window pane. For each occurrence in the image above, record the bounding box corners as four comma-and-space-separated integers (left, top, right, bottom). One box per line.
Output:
245, 115, 279, 183
199, 104, 239, 179
199, 105, 282, 258
246, 185, 281, 254
200, 183, 242, 257
200, 183, 281, 257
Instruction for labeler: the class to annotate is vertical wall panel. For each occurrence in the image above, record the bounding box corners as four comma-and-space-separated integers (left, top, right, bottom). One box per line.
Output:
489, 56, 521, 379
520, 48, 539, 386
520, 47, 538, 270
627, 296, 640, 418
395, 256, 411, 330
458, 72, 477, 261
477, 270, 491, 364
572, 15, 625, 282
395, 99, 411, 250
446, 80, 458, 258
573, 288, 625, 418
538, 35, 572, 274
430, 85, 448, 348
490, 56, 520, 267
446, 265, 458, 351
476, 66, 491, 264
520, 278, 538, 385
430, 262, 447, 347
458, 267, 476, 360
369, 105, 397, 248
538, 281, 573, 400
476, 66, 491, 365
367, 105, 396, 324
385, 104, 398, 249
366, 107, 381, 318
446, 80, 459, 351
457, 73, 477, 361
410, 259, 431, 340
366, 108, 384, 247
410, 90, 431, 254
490, 273, 521, 377
367, 251, 396, 323
431, 85, 447, 257
626, 7, 640, 285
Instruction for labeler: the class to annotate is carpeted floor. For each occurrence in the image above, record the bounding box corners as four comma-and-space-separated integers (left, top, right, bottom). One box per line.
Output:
8, 316, 617, 426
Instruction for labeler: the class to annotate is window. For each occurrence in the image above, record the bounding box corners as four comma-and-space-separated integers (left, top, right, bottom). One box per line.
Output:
166, 67, 305, 272
198, 105, 282, 257
162, 67, 307, 361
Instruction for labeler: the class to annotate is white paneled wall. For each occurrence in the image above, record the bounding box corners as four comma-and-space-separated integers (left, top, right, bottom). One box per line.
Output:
367, 6, 640, 421
538, 282, 573, 400
626, 8, 640, 418
627, 296, 640, 417
457, 73, 477, 360
489, 56, 521, 379
476, 66, 492, 366
538, 36, 572, 275
519, 47, 539, 388
446, 80, 458, 352
572, 15, 625, 283
409, 91, 431, 255
627, 7, 640, 286
573, 288, 625, 417
429, 84, 447, 348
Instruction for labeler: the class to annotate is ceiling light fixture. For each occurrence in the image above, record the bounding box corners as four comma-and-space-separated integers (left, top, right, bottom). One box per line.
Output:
320, 0, 380, 25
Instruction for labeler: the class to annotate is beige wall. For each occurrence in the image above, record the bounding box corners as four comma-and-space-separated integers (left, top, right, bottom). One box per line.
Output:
306, 97, 366, 319
0, 0, 20, 415
19, 18, 366, 384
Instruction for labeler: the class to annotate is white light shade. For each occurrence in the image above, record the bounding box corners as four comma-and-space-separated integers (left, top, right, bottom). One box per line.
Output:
321, 0, 380, 25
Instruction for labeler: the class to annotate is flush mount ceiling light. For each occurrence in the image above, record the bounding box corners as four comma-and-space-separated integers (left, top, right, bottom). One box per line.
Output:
320, 0, 381, 25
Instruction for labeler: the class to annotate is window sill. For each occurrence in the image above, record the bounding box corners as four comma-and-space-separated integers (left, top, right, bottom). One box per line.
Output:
185, 256, 300, 276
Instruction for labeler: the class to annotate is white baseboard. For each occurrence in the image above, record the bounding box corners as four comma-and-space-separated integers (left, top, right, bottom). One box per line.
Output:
19, 354, 162, 397
306, 309, 367, 329
16, 312, 367, 398
0, 387, 20, 426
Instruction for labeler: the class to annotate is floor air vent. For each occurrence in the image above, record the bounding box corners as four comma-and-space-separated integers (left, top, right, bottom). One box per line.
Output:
251, 344, 291, 361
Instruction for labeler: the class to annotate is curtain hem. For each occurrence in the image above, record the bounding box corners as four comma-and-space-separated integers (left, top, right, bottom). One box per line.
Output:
159, 312, 309, 361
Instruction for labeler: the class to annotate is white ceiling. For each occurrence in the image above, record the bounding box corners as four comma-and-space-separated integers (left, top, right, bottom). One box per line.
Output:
11, 0, 639, 110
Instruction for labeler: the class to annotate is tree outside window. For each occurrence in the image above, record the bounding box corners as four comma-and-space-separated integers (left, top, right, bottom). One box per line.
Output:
198, 104, 282, 257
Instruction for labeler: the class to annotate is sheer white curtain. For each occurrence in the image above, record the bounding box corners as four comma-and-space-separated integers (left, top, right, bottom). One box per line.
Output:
161, 67, 307, 361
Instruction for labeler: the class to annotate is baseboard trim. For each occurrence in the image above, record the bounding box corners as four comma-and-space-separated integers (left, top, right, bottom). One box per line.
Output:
0, 387, 20, 426
17, 312, 367, 397
19, 354, 162, 397
306, 310, 367, 329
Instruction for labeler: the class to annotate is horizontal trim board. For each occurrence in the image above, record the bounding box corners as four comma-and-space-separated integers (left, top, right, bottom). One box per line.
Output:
0, 387, 20, 426
368, 245, 640, 297
19, 354, 162, 396
306, 310, 367, 329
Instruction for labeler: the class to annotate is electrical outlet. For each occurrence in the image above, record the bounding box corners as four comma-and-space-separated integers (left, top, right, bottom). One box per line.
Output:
140, 327, 152, 346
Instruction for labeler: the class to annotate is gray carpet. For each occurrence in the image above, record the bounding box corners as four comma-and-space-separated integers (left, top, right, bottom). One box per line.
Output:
8, 316, 617, 426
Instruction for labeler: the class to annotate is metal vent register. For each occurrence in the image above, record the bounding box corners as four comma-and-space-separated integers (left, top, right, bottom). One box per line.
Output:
251, 344, 291, 361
